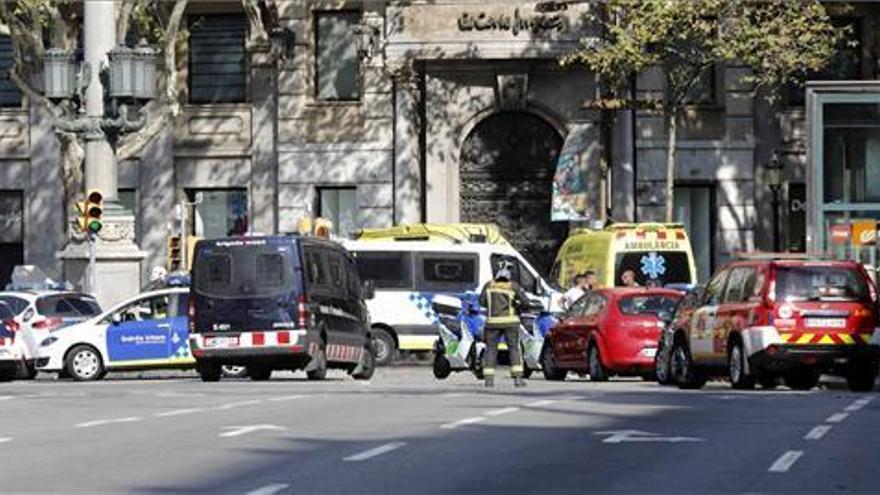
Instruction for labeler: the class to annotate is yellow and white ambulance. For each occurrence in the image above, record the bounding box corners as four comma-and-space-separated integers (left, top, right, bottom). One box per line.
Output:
551, 223, 698, 289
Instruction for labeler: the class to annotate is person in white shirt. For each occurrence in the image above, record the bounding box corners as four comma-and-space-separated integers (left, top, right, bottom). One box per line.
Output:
563, 273, 588, 310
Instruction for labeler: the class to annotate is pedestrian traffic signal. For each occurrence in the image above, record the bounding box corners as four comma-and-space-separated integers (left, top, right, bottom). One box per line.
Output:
84, 190, 103, 234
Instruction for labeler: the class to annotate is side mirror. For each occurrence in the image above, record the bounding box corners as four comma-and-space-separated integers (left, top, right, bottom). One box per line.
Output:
362, 280, 376, 300
111, 313, 122, 325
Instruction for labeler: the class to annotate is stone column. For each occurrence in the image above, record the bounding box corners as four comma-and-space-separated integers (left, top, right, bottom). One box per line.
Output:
250, 45, 278, 234
393, 75, 421, 224
82, 0, 117, 201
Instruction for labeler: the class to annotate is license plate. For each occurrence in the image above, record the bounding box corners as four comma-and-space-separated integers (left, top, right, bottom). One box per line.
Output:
805, 318, 846, 329
642, 347, 657, 358
205, 336, 239, 347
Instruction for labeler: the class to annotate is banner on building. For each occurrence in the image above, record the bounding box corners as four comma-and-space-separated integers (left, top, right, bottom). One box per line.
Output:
551, 125, 593, 222
829, 224, 851, 245
851, 219, 877, 246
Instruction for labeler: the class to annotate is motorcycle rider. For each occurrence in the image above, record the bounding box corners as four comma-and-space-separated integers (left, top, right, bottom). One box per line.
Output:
479, 263, 530, 388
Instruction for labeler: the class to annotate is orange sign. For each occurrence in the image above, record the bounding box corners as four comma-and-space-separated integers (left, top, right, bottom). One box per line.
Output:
851, 220, 877, 246
830, 224, 850, 245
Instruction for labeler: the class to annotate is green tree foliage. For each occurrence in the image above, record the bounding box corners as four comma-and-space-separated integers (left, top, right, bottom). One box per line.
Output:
563, 0, 843, 221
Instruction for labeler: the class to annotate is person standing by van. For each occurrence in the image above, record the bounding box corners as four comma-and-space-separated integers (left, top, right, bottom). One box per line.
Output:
479, 265, 529, 388
562, 273, 587, 310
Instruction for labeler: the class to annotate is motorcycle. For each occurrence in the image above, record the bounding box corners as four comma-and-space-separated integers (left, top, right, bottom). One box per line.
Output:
431, 293, 487, 380
520, 310, 559, 378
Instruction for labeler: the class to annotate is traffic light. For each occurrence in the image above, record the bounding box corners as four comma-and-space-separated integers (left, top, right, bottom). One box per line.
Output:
84, 190, 103, 234
166, 235, 182, 271
74, 201, 88, 233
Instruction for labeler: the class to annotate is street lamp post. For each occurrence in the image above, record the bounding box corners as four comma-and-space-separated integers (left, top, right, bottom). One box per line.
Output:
765, 152, 784, 252
47, 2, 156, 308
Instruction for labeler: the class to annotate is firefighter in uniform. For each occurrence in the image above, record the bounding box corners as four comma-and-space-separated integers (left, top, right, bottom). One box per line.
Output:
479, 265, 529, 388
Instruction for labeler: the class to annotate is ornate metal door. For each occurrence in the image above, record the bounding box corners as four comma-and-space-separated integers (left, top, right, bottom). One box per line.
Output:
460, 111, 567, 274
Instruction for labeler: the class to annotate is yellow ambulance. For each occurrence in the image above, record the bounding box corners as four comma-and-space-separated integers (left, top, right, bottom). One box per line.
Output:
356, 223, 511, 246
551, 223, 698, 289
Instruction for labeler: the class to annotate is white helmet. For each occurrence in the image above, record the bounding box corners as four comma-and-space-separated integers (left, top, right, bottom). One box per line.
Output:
149, 266, 168, 283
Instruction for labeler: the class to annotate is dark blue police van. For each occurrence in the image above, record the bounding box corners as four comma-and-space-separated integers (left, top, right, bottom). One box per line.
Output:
189, 235, 375, 382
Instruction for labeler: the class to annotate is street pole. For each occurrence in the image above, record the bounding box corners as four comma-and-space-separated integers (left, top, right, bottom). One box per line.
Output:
83, 1, 118, 204
771, 186, 781, 252
88, 233, 97, 295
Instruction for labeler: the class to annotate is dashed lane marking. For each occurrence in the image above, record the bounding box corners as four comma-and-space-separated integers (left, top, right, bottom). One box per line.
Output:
267, 395, 307, 402
768, 450, 803, 473
75, 417, 143, 428
0, 437, 12, 444
804, 425, 832, 441
0, 396, 13, 401
825, 412, 849, 423
525, 399, 558, 408
216, 400, 264, 410
343, 442, 407, 462
245, 483, 290, 495
219, 425, 286, 438
485, 407, 520, 417
154, 408, 204, 418
440, 417, 488, 429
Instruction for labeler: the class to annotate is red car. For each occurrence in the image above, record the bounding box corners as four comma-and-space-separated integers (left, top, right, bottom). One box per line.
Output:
541, 288, 683, 381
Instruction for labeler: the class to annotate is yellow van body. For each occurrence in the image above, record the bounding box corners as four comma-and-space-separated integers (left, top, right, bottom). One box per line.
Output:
552, 223, 698, 289
356, 223, 511, 246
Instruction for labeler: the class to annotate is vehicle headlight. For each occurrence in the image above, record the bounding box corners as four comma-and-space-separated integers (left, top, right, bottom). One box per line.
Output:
40, 336, 58, 347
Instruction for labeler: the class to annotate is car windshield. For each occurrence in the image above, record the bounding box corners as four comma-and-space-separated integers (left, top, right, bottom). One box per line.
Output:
775, 266, 870, 303
614, 251, 692, 286
36, 295, 101, 318
618, 295, 680, 316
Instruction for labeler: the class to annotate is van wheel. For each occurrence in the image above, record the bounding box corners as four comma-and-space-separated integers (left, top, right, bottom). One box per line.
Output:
352, 346, 376, 380
432, 353, 452, 379
249, 366, 273, 381
845, 361, 878, 392
540, 344, 566, 381
197, 362, 222, 382
307, 346, 327, 381
728, 339, 755, 390
371, 328, 396, 367
588, 345, 608, 382
65, 345, 105, 381
672, 339, 705, 390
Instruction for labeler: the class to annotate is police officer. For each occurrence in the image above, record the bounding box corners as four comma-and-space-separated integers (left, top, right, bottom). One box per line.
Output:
479, 263, 529, 388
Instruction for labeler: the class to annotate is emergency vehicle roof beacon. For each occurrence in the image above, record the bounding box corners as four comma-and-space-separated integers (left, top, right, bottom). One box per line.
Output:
551, 223, 698, 289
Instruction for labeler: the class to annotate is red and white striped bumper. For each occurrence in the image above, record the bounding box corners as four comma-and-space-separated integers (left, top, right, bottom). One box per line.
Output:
190, 330, 308, 358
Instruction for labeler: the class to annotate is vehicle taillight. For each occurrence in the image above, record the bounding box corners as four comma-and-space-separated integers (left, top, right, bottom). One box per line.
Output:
297, 294, 309, 329
33, 317, 63, 331
3, 319, 19, 333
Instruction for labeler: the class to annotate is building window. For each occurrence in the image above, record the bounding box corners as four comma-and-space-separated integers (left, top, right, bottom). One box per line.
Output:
188, 15, 247, 104
315, 11, 361, 101
318, 187, 356, 238
674, 184, 716, 283
786, 17, 862, 107
0, 36, 21, 107
682, 65, 717, 106
188, 189, 248, 238
0, 191, 23, 287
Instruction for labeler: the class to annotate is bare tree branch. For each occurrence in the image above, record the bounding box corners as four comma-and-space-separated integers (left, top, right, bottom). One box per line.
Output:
117, 0, 140, 44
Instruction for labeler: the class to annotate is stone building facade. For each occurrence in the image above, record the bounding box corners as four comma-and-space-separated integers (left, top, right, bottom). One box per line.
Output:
0, 0, 876, 301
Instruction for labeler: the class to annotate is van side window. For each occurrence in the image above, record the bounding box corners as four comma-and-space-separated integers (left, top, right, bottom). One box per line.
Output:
353, 251, 413, 290
198, 254, 231, 288
327, 253, 346, 290
416, 253, 478, 292
723, 267, 748, 303
345, 255, 363, 299
257, 253, 284, 287
304, 250, 327, 288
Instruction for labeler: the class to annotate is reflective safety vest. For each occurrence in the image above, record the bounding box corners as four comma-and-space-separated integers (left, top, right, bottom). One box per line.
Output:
485, 281, 521, 327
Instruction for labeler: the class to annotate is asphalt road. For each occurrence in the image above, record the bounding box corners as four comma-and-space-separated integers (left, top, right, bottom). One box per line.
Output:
1, 368, 877, 494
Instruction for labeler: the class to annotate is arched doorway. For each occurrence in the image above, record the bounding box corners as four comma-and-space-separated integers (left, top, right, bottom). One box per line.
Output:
460, 111, 567, 274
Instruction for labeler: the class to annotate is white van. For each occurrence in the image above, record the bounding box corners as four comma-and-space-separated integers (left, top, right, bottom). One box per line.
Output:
344, 240, 561, 365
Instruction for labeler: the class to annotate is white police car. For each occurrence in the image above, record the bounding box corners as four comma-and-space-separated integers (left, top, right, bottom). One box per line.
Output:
36, 288, 193, 380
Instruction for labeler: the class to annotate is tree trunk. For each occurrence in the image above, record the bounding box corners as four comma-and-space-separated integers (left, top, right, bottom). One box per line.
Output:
664, 111, 677, 223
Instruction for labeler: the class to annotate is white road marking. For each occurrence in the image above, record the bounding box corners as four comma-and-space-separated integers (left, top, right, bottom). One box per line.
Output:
219, 424, 286, 438
525, 399, 557, 408
267, 395, 307, 402
845, 403, 864, 412
75, 417, 143, 428
440, 416, 488, 429
245, 483, 290, 495
485, 407, 520, 416
825, 412, 849, 423
0, 437, 12, 444
804, 425, 832, 441
343, 442, 406, 462
154, 408, 204, 418
216, 400, 263, 410
768, 450, 803, 473
595, 430, 704, 444
0, 396, 13, 401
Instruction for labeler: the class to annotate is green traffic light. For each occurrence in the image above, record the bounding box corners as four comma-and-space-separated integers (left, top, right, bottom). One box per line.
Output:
87, 220, 102, 233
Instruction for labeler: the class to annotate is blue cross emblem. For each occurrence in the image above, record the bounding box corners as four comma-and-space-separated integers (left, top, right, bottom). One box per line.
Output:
640, 252, 666, 280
